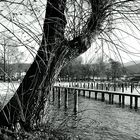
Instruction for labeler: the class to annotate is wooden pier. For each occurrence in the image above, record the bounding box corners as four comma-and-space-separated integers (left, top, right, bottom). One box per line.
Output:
67, 81, 137, 93
53, 85, 140, 112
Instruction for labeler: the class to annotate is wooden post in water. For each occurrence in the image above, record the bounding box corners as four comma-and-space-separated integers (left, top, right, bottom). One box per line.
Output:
134, 96, 138, 110
96, 83, 98, 89
109, 94, 111, 104
73, 89, 78, 113
131, 83, 133, 93
64, 88, 68, 109
91, 83, 94, 89
95, 91, 97, 100
101, 83, 104, 90
83, 83, 86, 88
101, 93, 105, 102
83, 90, 85, 97
89, 91, 91, 98
58, 88, 61, 108
88, 83, 90, 89
119, 95, 121, 105
122, 95, 125, 107
130, 96, 133, 109
111, 94, 114, 104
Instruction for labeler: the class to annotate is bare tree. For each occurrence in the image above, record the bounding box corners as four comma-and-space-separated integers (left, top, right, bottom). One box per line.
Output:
0, 36, 23, 81
0, 0, 139, 132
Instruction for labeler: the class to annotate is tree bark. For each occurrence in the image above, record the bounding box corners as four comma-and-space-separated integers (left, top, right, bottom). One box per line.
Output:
0, 0, 110, 130
0, 0, 67, 129
0, 0, 88, 130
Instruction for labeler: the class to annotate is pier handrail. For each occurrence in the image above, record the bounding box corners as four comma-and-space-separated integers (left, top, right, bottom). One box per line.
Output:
54, 86, 140, 98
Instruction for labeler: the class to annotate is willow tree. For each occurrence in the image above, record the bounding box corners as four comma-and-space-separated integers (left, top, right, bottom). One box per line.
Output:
0, 0, 139, 131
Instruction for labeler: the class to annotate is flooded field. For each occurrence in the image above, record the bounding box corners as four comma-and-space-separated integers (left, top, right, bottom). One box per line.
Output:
78, 97, 140, 140
53, 82, 140, 139
1, 81, 140, 139
52, 89, 140, 140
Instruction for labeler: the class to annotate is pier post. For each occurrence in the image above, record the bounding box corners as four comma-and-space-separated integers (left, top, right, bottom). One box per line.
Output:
89, 91, 91, 98
74, 90, 78, 113
96, 83, 99, 89
88, 83, 90, 89
91, 83, 94, 89
111, 94, 114, 104
101, 83, 104, 90
83, 83, 86, 88
134, 96, 138, 110
101, 93, 105, 102
130, 96, 133, 109
131, 84, 133, 93
119, 95, 121, 105
64, 88, 68, 109
109, 94, 112, 104
95, 91, 97, 100
122, 95, 125, 106
83, 90, 85, 97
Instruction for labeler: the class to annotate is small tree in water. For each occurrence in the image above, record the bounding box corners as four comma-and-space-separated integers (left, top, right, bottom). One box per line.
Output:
0, 0, 139, 136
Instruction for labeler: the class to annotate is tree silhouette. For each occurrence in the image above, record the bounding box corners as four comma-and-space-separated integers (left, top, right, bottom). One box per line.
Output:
0, 0, 139, 131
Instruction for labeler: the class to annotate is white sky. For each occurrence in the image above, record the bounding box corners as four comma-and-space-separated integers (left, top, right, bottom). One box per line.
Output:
0, 0, 140, 65
82, 10, 140, 64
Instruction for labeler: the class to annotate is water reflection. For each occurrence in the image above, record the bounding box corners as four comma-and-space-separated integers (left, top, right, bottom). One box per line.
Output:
78, 97, 140, 140
51, 90, 140, 140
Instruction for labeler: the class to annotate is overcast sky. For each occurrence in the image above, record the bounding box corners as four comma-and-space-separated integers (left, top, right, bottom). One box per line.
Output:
82, 9, 140, 64
0, 0, 140, 65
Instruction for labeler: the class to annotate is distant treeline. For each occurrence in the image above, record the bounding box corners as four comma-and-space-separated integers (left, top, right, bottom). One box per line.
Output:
59, 57, 127, 82
0, 63, 30, 80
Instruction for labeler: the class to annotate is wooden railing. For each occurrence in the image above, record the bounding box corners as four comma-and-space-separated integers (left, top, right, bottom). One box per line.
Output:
53, 86, 140, 112
56, 81, 138, 93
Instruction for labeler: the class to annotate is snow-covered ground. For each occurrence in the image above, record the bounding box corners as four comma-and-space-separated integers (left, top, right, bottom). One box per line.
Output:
0, 82, 19, 108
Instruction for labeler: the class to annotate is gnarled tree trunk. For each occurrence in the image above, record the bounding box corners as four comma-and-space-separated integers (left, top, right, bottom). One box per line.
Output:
0, 0, 127, 131
0, 0, 89, 130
